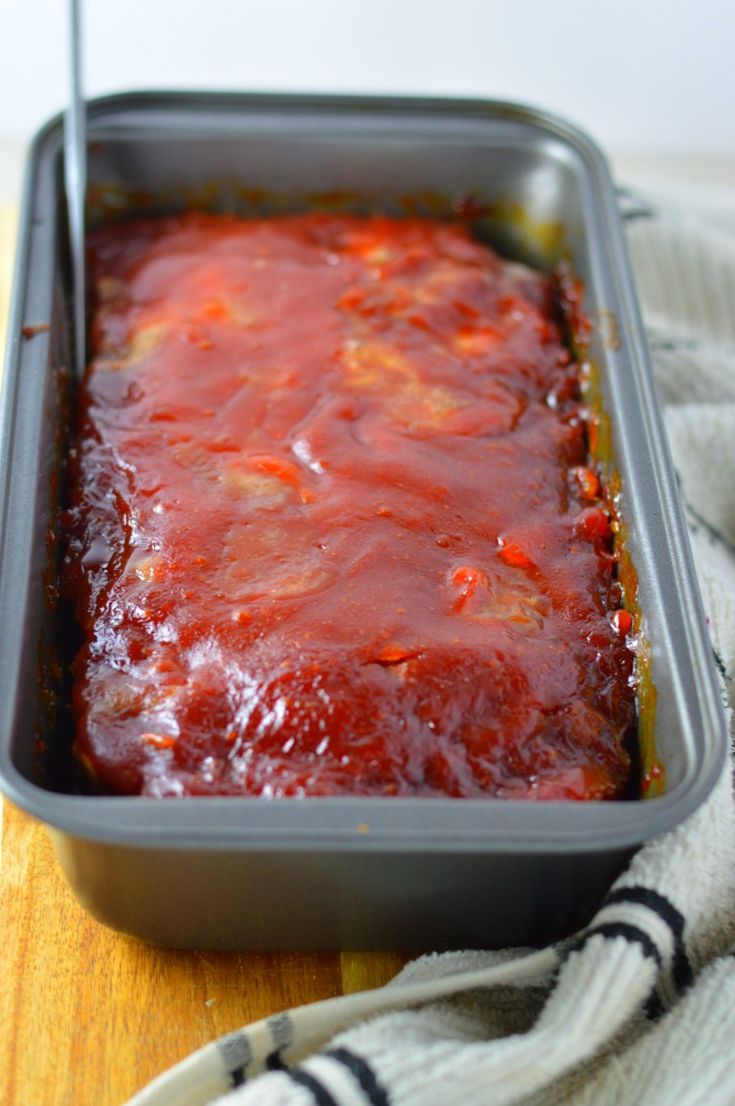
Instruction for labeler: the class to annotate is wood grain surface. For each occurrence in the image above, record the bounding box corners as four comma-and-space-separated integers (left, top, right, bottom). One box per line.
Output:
0, 207, 406, 1106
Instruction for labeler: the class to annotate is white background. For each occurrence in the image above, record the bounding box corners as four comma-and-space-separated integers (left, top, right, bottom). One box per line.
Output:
1, 0, 734, 152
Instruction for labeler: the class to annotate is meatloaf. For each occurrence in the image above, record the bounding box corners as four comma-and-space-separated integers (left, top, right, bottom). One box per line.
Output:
62, 212, 636, 799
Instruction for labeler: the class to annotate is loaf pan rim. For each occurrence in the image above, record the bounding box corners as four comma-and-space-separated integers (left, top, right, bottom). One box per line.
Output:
0, 90, 728, 857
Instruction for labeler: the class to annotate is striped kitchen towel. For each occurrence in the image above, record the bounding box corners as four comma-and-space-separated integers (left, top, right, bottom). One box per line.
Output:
126, 190, 735, 1106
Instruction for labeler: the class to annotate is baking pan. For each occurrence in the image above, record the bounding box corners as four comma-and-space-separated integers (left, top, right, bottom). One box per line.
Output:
0, 92, 727, 950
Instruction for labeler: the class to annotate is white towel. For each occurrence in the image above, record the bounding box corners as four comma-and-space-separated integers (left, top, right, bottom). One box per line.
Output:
126, 190, 735, 1106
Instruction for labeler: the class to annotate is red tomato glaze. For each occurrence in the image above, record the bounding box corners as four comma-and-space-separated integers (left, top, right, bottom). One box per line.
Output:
63, 213, 635, 799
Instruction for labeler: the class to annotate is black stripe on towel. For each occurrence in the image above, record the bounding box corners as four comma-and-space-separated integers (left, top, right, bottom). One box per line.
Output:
266, 1011, 295, 1071
216, 1029, 252, 1088
712, 647, 733, 686
266, 1049, 288, 1072
644, 991, 666, 1021
269, 1011, 295, 1050
287, 1068, 341, 1106
325, 1047, 392, 1106
603, 885, 693, 993
575, 921, 663, 967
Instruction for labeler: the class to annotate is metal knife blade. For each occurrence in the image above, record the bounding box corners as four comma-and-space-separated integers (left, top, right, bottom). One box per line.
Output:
64, 0, 86, 374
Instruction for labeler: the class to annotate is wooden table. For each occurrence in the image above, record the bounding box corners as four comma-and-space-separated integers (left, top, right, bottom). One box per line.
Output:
0, 206, 405, 1106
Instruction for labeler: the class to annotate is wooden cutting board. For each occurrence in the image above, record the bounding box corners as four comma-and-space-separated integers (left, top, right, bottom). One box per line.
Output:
0, 206, 405, 1106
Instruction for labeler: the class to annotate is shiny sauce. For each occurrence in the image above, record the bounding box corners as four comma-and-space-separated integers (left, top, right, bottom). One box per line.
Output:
63, 213, 635, 798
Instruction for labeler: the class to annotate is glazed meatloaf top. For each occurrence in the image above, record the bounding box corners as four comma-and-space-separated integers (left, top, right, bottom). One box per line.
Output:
62, 212, 636, 799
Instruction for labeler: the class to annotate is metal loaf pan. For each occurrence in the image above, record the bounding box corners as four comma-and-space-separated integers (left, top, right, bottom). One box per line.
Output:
0, 93, 727, 950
